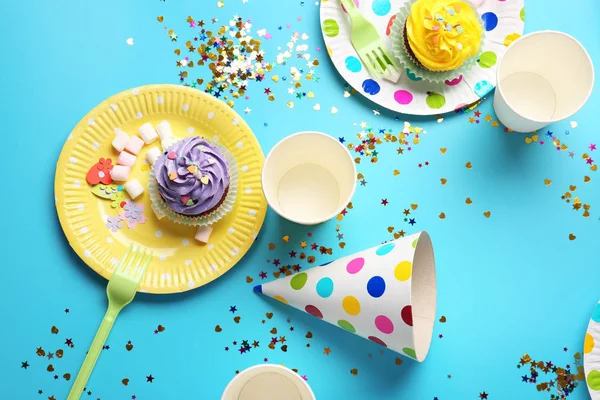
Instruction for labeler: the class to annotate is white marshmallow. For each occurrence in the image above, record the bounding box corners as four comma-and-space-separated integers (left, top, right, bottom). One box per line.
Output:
117, 151, 137, 167
195, 225, 213, 244
161, 137, 178, 151
112, 129, 130, 152
156, 120, 173, 140
124, 179, 144, 199
125, 136, 144, 155
110, 165, 131, 182
146, 147, 161, 165
138, 122, 159, 144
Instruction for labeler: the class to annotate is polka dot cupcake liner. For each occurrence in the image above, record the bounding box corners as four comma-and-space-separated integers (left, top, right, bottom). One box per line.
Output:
320, 0, 525, 115
254, 231, 437, 361
584, 301, 600, 398
148, 140, 239, 227
388, 0, 486, 83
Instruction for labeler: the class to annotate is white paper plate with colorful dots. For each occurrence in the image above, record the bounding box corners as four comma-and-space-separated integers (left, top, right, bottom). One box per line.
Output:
584, 301, 600, 398
320, 0, 525, 115
55, 85, 267, 294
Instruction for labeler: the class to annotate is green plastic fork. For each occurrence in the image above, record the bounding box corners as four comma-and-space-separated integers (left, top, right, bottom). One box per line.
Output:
339, 0, 399, 79
67, 244, 153, 400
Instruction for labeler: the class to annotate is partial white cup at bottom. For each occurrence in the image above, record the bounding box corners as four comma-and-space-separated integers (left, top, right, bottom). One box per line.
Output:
221, 364, 316, 400
493, 31, 594, 133
262, 131, 356, 225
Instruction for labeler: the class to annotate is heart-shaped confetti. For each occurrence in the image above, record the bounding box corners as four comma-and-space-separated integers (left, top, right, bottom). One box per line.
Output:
584, 176, 591, 183
306, 332, 313, 338
440, 148, 447, 154
268, 243, 275, 250
272, 75, 279, 82
583, 210, 590, 218
157, 16, 164, 22
266, 312, 274, 319
411, 203, 418, 210
569, 233, 576, 240
181, 195, 190, 205
583, 153, 590, 159
273, 272, 281, 278
37, 347, 46, 357
354, 157, 361, 164
387, 226, 394, 233
343, 91, 351, 98
217, 0, 224, 7
51, 326, 59, 334
465, 162, 472, 169
187, 165, 197, 174
440, 178, 447, 185
233, 316, 241, 323
126, 342, 133, 351
491, 121, 499, 127
570, 185, 577, 191
350, 369, 358, 376
215, 325, 222, 332
439, 316, 447, 323
63, 373, 71, 381
571, 121, 578, 129
122, 378, 130, 386
56, 349, 64, 358
126, 38, 134, 46
465, 198, 472, 205
336, 214, 343, 221
294, 82, 302, 89
47, 364, 55, 372
438, 212, 446, 219
268, 94, 275, 101
591, 165, 598, 171
174, 49, 181, 55
393, 169, 400, 176
169, 171, 177, 180
281, 345, 288, 352
330, 106, 338, 114
483, 211, 491, 218
270, 328, 277, 334
282, 235, 289, 242
245, 276, 253, 283
167, 152, 176, 160
200, 176, 210, 184
157, 325, 165, 332
268, 342, 276, 350
287, 101, 294, 108
393, 232, 401, 239
544, 179, 552, 186
307, 91, 315, 98
357, 173, 364, 179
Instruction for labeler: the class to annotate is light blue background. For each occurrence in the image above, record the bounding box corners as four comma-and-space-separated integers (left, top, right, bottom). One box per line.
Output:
2, 0, 600, 399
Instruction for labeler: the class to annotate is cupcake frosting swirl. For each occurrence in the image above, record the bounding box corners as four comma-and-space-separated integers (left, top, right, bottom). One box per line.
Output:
154, 137, 229, 215
407, 0, 482, 71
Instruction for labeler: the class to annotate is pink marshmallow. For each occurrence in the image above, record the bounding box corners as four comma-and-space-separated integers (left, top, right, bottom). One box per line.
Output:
195, 225, 213, 244
125, 136, 144, 155
110, 165, 131, 182
117, 151, 137, 167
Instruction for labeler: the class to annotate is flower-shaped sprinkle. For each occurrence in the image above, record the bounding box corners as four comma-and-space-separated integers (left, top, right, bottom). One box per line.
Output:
106, 215, 123, 232
119, 201, 147, 229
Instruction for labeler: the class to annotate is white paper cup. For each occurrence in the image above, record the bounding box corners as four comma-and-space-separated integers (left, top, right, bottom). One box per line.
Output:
262, 131, 357, 225
221, 364, 316, 400
493, 31, 594, 133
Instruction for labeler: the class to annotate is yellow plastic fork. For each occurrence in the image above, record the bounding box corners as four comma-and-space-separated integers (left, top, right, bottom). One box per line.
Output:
67, 244, 153, 400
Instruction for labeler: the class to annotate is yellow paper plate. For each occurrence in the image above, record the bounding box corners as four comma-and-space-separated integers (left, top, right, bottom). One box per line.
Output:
55, 84, 267, 294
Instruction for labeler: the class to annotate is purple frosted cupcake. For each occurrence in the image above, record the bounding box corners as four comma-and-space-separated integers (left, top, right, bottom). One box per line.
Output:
149, 136, 237, 226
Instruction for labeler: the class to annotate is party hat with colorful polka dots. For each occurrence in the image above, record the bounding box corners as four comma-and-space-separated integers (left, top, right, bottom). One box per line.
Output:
254, 231, 436, 361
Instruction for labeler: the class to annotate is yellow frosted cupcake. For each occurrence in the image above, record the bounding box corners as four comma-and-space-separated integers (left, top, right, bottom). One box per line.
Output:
406, 0, 482, 71
389, 0, 484, 82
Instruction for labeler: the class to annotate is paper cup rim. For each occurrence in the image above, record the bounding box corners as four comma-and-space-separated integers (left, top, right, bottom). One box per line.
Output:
221, 364, 316, 400
410, 231, 437, 361
496, 30, 595, 126
262, 131, 357, 225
